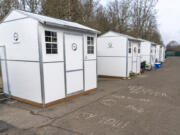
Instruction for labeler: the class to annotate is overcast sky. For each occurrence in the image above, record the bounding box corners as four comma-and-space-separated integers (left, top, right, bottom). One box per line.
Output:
100, 0, 180, 45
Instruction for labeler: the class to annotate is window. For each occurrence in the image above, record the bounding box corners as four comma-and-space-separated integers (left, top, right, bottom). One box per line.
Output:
128, 44, 132, 53
138, 45, 140, 53
87, 36, 94, 54
45, 31, 58, 54
138, 48, 140, 53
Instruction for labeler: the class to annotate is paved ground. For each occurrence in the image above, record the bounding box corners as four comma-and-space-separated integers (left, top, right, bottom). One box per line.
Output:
0, 57, 180, 135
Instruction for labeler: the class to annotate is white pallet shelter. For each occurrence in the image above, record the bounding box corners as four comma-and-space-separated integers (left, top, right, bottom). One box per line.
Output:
151, 43, 157, 67
140, 39, 160, 67
97, 31, 141, 78
155, 45, 161, 62
140, 39, 152, 66
160, 45, 166, 62
0, 10, 99, 107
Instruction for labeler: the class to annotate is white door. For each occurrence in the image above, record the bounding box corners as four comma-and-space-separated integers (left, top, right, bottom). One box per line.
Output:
132, 42, 138, 73
64, 34, 84, 95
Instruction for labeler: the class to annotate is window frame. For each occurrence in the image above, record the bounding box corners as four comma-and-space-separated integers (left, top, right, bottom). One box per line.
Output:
45, 30, 58, 54
128, 44, 132, 54
138, 44, 141, 54
87, 36, 95, 54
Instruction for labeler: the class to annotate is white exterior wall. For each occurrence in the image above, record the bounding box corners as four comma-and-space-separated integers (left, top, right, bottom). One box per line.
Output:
0, 17, 42, 103
129, 41, 141, 74
0, 10, 97, 105
84, 34, 97, 91
97, 32, 141, 77
156, 45, 161, 62
160, 46, 165, 62
151, 45, 156, 66
97, 36, 127, 77
40, 25, 97, 104
39, 25, 65, 104
140, 41, 151, 65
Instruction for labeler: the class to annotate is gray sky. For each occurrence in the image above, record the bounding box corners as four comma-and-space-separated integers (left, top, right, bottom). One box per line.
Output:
100, 0, 180, 45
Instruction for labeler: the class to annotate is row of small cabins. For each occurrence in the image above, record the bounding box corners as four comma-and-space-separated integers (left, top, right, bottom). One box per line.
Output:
0, 10, 165, 107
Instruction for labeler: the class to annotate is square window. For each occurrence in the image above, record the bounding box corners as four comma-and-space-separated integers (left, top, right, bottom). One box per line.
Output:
45, 31, 58, 54
87, 36, 94, 54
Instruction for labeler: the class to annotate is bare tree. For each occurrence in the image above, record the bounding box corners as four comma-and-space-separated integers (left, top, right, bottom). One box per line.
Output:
107, 0, 132, 33
130, 0, 158, 38
21, 0, 41, 13
0, 0, 163, 44
0, 0, 19, 20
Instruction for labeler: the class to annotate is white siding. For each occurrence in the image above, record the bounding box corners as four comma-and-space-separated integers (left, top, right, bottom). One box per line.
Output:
43, 63, 65, 104
156, 45, 161, 62
98, 36, 127, 57
40, 25, 64, 62
0, 18, 39, 61
140, 41, 151, 65
3, 10, 27, 22
8, 61, 42, 103
98, 57, 127, 77
85, 60, 97, 91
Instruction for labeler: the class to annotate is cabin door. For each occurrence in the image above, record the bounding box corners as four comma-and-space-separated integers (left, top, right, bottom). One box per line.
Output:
64, 34, 84, 95
132, 42, 138, 73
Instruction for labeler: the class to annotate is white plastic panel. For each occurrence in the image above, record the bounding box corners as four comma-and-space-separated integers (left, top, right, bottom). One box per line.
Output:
66, 71, 83, 94
100, 31, 123, 37
127, 57, 132, 76
85, 60, 97, 91
160, 46, 165, 62
97, 57, 127, 77
141, 55, 151, 65
40, 25, 64, 62
65, 34, 83, 71
151, 45, 156, 66
131, 42, 139, 73
97, 36, 127, 57
3, 10, 27, 22
140, 41, 151, 65
156, 45, 161, 62
0, 18, 39, 61
8, 61, 42, 103
137, 57, 141, 73
43, 63, 65, 104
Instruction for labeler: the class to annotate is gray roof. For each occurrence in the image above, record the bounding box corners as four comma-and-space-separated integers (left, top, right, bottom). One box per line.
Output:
15, 10, 100, 34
